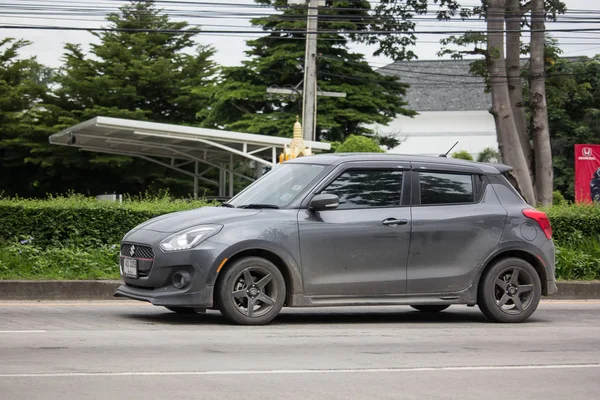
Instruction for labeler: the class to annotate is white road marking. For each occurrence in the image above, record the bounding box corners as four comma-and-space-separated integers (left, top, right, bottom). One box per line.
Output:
0, 330, 46, 333
0, 363, 599, 378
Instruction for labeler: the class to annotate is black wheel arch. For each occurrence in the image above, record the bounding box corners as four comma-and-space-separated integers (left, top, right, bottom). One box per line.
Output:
210, 242, 301, 306
476, 247, 549, 299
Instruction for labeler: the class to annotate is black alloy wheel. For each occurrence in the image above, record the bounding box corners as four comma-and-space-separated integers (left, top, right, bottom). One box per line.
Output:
478, 257, 542, 323
216, 257, 286, 325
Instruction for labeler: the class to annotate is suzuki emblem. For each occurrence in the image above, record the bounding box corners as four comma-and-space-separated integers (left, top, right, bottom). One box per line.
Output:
130, 245, 135, 257
583, 147, 593, 157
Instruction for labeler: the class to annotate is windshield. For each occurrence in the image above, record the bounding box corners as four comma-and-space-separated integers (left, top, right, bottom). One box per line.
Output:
227, 163, 326, 208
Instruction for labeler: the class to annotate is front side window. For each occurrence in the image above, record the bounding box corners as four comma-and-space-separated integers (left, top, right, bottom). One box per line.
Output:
321, 169, 403, 209
419, 172, 474, 205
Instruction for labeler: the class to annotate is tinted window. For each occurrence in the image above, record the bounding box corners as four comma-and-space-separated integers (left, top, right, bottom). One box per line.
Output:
321, 169, 403, 209
419, 172, 474, 205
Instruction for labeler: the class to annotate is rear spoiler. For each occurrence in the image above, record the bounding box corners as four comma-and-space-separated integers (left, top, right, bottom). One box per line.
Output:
484, 163, 513, 174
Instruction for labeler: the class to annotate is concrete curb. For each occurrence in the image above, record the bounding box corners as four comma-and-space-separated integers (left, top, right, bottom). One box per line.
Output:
0, 280, 122, 300
553, 281, 600, 300
1, 280, 600, 301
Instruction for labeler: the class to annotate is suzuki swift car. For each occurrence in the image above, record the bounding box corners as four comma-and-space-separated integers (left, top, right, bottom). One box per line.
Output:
115, 153, 558, 325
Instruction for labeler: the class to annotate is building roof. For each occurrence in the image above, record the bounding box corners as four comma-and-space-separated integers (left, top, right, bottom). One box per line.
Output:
378, 58, 491, 112
49, 116, 331, 197
49, 116, 330, 168
379, 56, 587, 112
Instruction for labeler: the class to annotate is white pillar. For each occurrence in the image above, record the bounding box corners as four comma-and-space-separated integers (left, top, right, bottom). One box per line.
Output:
193, 161, 199, 199
229, 154, 234, 198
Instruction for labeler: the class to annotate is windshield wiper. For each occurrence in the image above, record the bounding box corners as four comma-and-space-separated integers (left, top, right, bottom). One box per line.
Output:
238, 203, 280, 209
219, 202, 236, 208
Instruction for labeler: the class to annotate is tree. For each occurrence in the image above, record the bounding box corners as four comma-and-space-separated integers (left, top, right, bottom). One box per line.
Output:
335, 135, 384, 153
48, 0, 217, 126
365, 1, 470, 61
451, 150, 474, 160
486, 0, 536, 204
205, 0, 415, 144
477, 147, 502, 163
430, 0, 566, 205
529, 0, 553, 205
541, 55, 600, 200
28, 0, 219, 197
0, 38, 51, 196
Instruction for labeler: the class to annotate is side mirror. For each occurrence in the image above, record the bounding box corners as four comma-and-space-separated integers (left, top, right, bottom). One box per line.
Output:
309, 193, 340, 211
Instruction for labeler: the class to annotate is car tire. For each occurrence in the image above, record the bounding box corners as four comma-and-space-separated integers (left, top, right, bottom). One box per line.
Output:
592, 188, 600, 202
410, 305, 450, 312
164, 307, 199, 314
478, 257, 542, 323
215, 256, 286, 325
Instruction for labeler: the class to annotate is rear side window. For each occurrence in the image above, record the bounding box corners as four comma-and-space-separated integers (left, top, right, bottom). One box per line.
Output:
321, 169, 403, 209
419, 172, 474, 205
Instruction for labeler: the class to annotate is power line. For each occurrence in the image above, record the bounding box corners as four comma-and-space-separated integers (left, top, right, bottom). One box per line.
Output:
2, 24, 600, 35
3, 1, 600, 19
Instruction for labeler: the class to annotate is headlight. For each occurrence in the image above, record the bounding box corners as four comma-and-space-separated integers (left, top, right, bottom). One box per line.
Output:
159, 225, 222, 252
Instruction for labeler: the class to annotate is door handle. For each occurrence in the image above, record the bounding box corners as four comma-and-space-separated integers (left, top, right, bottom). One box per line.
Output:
382, 218, 409, 226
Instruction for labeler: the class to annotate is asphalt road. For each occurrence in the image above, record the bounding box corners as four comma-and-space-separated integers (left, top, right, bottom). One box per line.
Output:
1, 300, 599, 400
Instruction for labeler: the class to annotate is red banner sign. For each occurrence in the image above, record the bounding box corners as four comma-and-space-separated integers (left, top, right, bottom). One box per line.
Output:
574, 144, 600, 203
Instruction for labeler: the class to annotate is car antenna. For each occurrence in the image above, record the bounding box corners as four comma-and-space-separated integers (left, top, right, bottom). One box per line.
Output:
439, 141, 459, 158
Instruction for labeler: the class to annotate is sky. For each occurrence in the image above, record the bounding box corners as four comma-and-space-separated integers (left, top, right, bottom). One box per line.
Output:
1, 0, 599, 70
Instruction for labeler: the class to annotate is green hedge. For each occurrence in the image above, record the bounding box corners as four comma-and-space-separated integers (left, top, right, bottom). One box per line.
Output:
0, 194, 215, 248
541, 203, 600, 280
0, 195, 599, 280
544, 204, 600, 242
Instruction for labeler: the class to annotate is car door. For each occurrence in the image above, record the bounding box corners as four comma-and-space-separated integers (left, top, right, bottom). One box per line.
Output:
406, 163, 507, 294
297, 161, 412, 296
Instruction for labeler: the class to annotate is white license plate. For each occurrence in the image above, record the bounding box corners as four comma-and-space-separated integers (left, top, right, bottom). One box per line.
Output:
123, 258, 138, 278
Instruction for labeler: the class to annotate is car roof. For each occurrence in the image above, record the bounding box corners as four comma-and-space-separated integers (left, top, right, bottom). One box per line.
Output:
287, 152, 511, 174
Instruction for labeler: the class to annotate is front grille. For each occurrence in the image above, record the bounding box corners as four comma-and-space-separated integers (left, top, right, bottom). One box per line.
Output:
121, 244, 154, 260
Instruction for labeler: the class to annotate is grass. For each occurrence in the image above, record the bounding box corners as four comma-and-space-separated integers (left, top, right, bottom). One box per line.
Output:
0, 244, 120, 280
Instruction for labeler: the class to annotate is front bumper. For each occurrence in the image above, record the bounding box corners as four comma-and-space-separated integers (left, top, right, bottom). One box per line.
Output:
114, 283, 214, 307
113, 228, 227, 308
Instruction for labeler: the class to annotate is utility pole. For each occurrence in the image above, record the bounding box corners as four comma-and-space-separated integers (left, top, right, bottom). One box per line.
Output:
301, 0, 319, 142
274, 0, 344, 142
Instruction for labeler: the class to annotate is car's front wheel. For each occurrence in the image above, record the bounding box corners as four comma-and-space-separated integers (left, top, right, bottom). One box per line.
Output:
478, 257, 542, 323
215, 256, 286, 325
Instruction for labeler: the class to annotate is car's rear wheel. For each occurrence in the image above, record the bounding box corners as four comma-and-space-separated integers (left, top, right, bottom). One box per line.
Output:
164, 306, 199, 314
410, 305, 450, 312
478, 257, 541, 323
215, 256, 286, 325
592, 188, 600, 202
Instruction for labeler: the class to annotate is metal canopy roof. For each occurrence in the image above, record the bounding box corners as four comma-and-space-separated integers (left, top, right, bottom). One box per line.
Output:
49, 116, 331, 198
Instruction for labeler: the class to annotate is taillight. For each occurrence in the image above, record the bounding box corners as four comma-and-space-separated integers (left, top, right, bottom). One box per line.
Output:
522, 208, 552, 240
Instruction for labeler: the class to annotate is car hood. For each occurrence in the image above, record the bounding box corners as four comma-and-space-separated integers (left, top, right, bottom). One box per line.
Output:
130, 206, 261, 234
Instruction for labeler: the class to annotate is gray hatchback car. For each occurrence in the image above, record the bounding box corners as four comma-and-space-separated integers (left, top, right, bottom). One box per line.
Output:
115, 153, 558, 325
